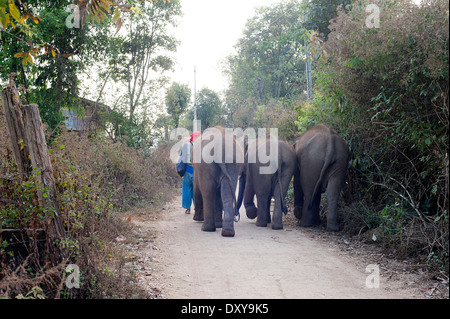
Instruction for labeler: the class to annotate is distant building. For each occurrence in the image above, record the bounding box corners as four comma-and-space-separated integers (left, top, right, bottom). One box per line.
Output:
61, 98, 110, 131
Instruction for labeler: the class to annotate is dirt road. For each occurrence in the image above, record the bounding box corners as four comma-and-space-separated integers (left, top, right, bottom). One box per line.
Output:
132, 195, 426, 299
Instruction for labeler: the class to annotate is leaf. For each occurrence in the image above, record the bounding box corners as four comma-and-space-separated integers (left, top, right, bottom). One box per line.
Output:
115, 17, 122, 33
112, 8, 120, 23
29, 14, 39, 24
14, 52, 27, 58
0, 9, 7, 29
8, 2, 21, 24
51, 47, 56, 57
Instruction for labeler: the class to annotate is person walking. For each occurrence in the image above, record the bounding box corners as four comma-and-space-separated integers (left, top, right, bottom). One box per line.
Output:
179, 132, 201, 214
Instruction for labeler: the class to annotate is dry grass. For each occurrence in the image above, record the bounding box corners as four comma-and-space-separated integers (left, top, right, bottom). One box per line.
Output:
1, 113, 179, 298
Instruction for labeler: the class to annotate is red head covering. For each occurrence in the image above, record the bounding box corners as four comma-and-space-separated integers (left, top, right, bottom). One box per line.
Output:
190, 131, 201, 143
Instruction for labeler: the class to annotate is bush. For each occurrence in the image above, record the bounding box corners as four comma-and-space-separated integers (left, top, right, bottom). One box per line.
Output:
1, 112, 178, 298
300, 0, 449, 272
53, 130, 179, 211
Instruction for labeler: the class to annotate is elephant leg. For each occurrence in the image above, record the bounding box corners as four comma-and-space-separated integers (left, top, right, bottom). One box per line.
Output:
215, 187, 223, 228
293, 164, 303, 219
243, 172, 257, 220
272, 172, 292, 230
255, 193, 270, 227
266, 195, 272, 224
221, 179, 236, 237
193, 180, 204, 222
272, 187, 283, 230
201, 185, 217, 232
326, 174, 344, 232
312, 192, 321, 225
300, 190, 321, 227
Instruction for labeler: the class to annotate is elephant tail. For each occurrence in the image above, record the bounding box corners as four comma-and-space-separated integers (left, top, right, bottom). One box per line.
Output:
236, 171, 246, 212
217, 162, 240, 221
276, 164, 288, 216
309, 135, 335, 210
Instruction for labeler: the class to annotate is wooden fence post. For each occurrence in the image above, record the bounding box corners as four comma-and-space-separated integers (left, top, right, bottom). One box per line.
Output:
1, 74, 65, 243
23, 103, 66, 240
1, 73, 31, 176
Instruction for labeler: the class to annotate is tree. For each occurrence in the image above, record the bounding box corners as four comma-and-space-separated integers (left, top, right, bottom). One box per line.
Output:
1, 1, 111, 130
1, 0, 174, 131
223, 0, 309, 131
107, 0, 180, 123
303, 0, 352, 39
187, 88, 222, 129
224, 0, 309, 106
165, 82, 191, 129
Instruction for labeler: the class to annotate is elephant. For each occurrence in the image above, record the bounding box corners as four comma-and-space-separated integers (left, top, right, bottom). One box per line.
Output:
237, 137, 296, 230
192, 126, 244, 237
293, 124, 350, 232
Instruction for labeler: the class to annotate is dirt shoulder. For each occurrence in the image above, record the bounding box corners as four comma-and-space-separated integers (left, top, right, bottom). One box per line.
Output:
126, 194, 447, 299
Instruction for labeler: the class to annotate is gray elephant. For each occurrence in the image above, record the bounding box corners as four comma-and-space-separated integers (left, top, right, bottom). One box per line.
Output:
237, 137, 296, 230
193, 126, 244, 237
293, 124, 350, 232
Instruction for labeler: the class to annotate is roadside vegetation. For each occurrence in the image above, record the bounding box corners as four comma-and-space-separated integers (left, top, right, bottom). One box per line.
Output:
0, 0, 448, 298
223, 0, 448, 275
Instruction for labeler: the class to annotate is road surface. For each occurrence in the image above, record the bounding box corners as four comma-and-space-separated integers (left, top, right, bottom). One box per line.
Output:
132, 195, 425, 299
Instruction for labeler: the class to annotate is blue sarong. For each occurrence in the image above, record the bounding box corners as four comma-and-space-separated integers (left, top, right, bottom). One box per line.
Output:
182, 171, 194, 209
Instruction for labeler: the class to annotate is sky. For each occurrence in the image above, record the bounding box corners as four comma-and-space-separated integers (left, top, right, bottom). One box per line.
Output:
168, 0, 283, 95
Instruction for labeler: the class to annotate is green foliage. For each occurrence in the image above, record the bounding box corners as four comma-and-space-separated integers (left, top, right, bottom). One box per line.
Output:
105, 0, 180, 123
225, 0, 308, 105
303, 0, 352, 39
297, 0, 449, 270
165, 82, 191, 128
1, 1, 112, 132
223, 0, 308, 136
183, 88, 222, 129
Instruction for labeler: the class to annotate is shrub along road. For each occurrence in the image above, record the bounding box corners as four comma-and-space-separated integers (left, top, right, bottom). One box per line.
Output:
131, 195, 430, 299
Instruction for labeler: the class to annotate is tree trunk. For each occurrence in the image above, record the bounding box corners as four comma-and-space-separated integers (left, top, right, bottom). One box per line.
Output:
1, 74, 31, 176
1, 74, 65, 245
23, 103, 66, 241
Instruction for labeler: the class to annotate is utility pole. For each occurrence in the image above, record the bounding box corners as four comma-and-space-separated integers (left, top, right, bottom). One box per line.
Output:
306, 46, 313, 100
303, 10, 313, 100
193, 65, 198, 132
